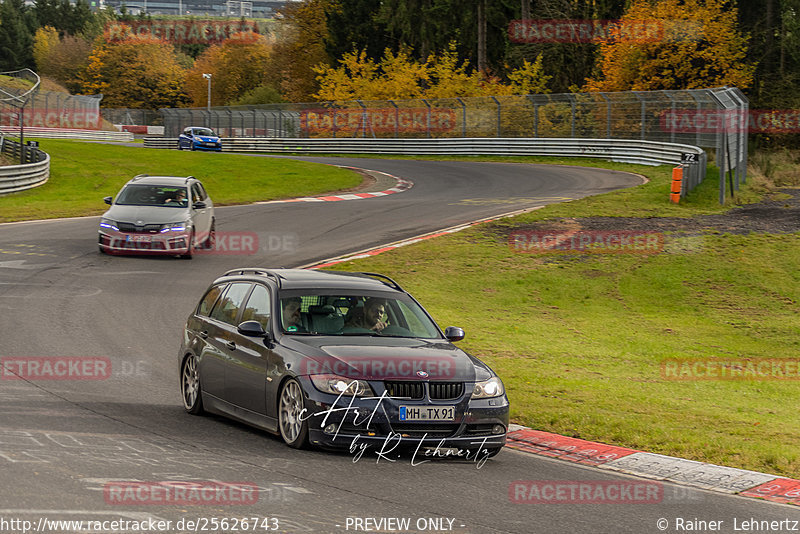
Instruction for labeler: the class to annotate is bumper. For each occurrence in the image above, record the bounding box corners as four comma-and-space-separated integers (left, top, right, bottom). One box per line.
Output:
192, 142, 222, 152
299, 377, 509, 452
99, 231, 190, 255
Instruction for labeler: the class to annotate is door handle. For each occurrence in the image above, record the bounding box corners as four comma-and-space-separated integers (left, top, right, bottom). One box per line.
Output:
198, 331, 208, 339
226, 341, 236, 351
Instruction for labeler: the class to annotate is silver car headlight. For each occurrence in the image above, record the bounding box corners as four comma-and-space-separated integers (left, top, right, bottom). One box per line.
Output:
100, 218, 119, 231
311, 374, 375, 397
471, 376, 505, 399
161, 221, 188, 233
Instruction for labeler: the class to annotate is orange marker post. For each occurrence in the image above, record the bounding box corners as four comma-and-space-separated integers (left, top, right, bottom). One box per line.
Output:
670, 166, 683, 203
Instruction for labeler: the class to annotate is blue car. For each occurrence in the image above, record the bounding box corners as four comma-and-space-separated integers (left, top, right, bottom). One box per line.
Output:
178, 126, 222, 152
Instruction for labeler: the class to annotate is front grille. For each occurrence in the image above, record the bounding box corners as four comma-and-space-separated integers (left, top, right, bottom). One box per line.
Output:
429, 382, 463, 400
390, 423, 461, 439
384, 381, 424, 399
117, 222, 162, 234
118, 240, 166, 250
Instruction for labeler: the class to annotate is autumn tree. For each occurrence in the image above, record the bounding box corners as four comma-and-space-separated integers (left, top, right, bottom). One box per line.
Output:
38, 32, 92, 92
313, 43, 552, 101
267, 0, 333, 102
185, 32, 272, 107
80, 34, 190, 109
584, 0, 754, 91
32, 25, 59, 71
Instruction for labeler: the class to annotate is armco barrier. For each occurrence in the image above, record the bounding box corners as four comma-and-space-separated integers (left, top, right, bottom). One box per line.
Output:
0, 139, 50, 195
0, 127, 133, 142
144, 136, 707, 192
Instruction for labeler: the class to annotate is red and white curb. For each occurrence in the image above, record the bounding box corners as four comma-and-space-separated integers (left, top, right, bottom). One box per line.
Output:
256, 168, 412, 205
507, 425, 800, 506
304, 205, 544, 269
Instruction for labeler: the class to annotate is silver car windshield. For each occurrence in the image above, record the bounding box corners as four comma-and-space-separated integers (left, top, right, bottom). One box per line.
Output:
279, 294, 442, 338
115, 185, 189, 207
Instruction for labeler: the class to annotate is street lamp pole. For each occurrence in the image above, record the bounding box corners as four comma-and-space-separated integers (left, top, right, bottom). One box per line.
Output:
202, 73, 212, 128
202, 73, 212, 112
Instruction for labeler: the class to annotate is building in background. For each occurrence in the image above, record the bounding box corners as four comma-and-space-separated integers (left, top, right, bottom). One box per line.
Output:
100, 0, 289, 17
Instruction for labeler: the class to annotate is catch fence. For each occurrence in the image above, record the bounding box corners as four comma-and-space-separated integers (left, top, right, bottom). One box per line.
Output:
158, 87, 746, 202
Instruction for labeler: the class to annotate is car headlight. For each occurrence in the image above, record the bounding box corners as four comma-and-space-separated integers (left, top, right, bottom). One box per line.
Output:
311, 374, 375, 397
100, 218, 119, 231
161, 222, 188, 233
471, 376, 505, 399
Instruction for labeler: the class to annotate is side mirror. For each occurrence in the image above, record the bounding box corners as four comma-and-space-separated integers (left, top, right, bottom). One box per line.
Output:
238, 320, 267, 337
444, 326, 465, 342
193, 201, 206, 210
103, 196, 113, 205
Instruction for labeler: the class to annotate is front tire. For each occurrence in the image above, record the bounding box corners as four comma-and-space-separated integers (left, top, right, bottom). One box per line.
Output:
278, 379, 309, 448
181, 354, 204, 415
179, 229, 194, 259
202, 219, 215, 250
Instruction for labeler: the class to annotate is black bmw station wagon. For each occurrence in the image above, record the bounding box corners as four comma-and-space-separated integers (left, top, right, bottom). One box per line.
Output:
179, 268, 509, 459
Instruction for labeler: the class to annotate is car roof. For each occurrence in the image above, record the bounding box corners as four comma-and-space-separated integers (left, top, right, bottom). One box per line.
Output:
125, 175, 196, 186
215, 268, 405, 292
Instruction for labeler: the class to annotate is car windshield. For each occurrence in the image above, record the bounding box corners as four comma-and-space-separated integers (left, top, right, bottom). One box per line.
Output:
279, 293, 442, 338
115, 184, 189, 207
192, 128, 214, 136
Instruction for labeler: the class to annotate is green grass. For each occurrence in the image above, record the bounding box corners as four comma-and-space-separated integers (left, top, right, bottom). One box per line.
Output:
0, 140, 361, 222
328, 159, 800, 478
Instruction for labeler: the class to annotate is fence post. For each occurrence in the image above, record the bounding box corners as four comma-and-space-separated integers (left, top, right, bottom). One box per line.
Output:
388, 100, 399, 138
490, 96, 501, 137
456, 98, 466, 138
422, 99, 432, 138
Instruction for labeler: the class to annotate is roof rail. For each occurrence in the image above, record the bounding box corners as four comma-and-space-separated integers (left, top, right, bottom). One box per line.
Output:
221, 268, 282, 287
131, 174, 148, 181
358, 272, 403, 291
185, 175, 195, 183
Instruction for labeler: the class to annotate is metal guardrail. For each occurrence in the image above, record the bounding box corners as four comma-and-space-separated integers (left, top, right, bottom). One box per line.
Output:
0, 137, 50, 195
0, 127, 133, 142
144, 136, 706, 196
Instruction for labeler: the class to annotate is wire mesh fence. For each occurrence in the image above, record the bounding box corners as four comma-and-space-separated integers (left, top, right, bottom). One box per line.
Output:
101, 108, 162, 127
156, 87, 746, 201
1, 79, 102, 132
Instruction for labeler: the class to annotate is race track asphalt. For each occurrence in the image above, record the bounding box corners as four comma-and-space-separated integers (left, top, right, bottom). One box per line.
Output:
1, 155, 797, 534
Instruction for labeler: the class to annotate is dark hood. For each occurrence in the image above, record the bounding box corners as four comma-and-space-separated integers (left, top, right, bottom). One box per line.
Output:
283, 336, 488, 382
